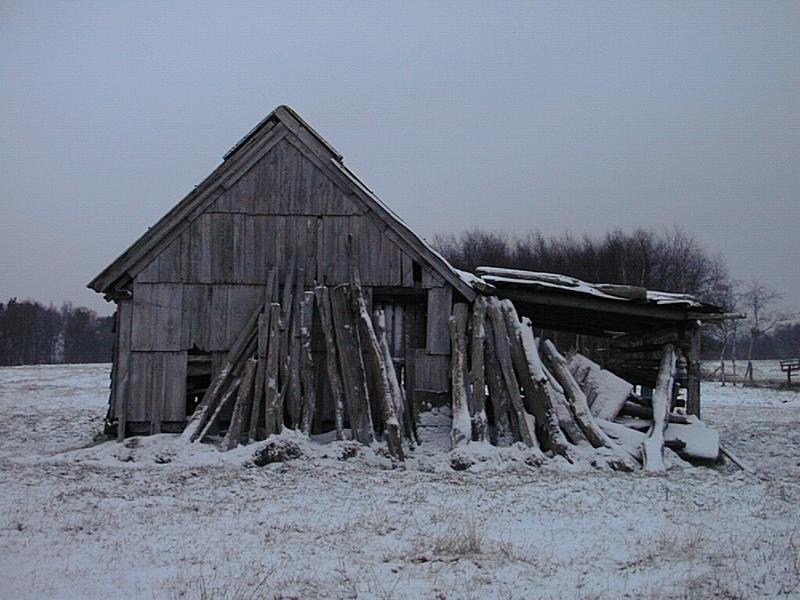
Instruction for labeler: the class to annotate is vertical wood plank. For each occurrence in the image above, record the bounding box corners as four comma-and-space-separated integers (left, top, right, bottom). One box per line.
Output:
426, 287, 452, 355
114, 300, 133, 440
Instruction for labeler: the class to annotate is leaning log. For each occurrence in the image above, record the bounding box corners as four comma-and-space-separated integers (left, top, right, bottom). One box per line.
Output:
501, 306, 572, 459
642, 344, 677, 473
484, 318, 513, 444
468, 297, 489, 442
299, 291, 316, 435
330, 284, 374, 445
542, 340, 613, 449
181, 298, 264, 443
263, 304, 284, 436
543, 365, 589, 446
375, 308, 406, 439
287, 268, 306, 429
449, 303, 471, 449
197, 376, 242, 443
314, 286, 346, 440
248, 311, 271, 442
350, 271, 404, 461
223, 358, 258, 450
486, 298, 536, 448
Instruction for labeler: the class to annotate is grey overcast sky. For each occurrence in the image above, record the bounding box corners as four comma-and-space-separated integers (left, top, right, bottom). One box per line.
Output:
1, 1, 798, 314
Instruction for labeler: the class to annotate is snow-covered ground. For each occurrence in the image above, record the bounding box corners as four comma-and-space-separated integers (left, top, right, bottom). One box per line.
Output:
1, 364, 798, 599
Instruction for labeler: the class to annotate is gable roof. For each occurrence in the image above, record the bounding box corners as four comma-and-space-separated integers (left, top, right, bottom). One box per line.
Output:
88, 105, 476, 301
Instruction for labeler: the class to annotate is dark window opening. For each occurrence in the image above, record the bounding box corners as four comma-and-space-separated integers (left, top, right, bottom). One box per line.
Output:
186, 348, 212, 416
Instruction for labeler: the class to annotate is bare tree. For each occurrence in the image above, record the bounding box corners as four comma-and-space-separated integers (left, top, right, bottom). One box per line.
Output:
741, 280, 796, 385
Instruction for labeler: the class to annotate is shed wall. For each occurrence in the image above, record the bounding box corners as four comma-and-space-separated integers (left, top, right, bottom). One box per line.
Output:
115, 137, 453, 432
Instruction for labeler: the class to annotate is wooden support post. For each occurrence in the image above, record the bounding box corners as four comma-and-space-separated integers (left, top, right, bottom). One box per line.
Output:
542, 339, 613, 449
468, 297, 488, 442
314, 286, 346, 440
223, 358, 257, 450
449, 303, 471, 449
330, 284, 374, 445
685, 326, 701, 418
642, 344, 677, 473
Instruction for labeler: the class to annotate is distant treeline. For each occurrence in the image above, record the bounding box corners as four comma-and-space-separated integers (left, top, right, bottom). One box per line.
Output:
433, 227, 730, 305
433, 227, 798, 360
0, 299, 113, 366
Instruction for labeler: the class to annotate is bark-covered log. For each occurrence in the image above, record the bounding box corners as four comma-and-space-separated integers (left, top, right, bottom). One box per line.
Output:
543, 365, 589, 446
486, 298, 536, 448
349, 269, 404, 461
248, 311, 271, 442
314, 286, 346, 440
468, 297, 488, 442
330, 284, 374, 445
223, 358, 257, 450
642, 344, 677, 473
449, 303, 471, 449
263, 304, 283, 437
299, 291, 316, 435
500, 305, 573, 459
542, 340, 613, 448
287, 268, 306, 429
484, 318, 513, 444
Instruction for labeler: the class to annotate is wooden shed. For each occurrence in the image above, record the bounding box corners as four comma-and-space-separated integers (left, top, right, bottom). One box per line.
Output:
89, 105, 478, 437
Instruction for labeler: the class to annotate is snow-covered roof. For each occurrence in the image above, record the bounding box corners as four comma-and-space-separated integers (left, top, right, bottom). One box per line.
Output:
473, 266, 720, 312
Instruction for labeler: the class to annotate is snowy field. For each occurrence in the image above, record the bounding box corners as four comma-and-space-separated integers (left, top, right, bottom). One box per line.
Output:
1, 364, 799, 599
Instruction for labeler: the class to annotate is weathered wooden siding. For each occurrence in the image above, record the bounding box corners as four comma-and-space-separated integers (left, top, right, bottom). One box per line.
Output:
121, 136, 454, 428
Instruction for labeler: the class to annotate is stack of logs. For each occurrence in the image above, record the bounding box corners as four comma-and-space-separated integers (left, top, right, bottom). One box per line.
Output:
180, 274, 681, 472
180, 261, 408, 461
449, 296, 679, 472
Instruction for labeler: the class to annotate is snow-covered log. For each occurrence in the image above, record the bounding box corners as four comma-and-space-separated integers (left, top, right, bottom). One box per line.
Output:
350, 270, 404, 461
484, 318, 513, 444
486, 298, 537, 448
543, 366, 588, 446
449, 303, 471, 449
568, 353, 634, 420
499, 301, 571, 457
542, 340, 613, 449
468, 297, 488, 442
299, 291, 316, 435
375, 308, 406, 439
642, 344, 677, 472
